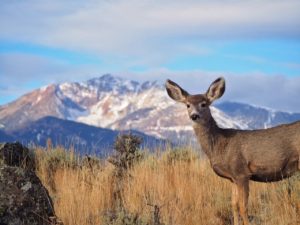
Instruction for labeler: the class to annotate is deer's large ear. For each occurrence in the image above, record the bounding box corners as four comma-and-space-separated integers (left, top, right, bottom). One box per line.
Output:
165, 79, 189, 103
206, 77, 225, 103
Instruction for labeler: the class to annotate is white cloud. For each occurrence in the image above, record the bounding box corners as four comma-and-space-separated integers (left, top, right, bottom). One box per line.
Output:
1, 0, 300, 58
1, 0, 300, 111
121, 70, 300, 112
1, 52, 300, 112
0, 53, 102, 101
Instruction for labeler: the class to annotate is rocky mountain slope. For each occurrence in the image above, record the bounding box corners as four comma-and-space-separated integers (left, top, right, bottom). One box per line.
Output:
1, 74, 300, 144
216, 101, 300, 129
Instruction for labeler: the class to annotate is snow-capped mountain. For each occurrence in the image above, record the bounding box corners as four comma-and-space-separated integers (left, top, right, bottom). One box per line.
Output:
1, 74, 300, 144
216, 102, 300, 129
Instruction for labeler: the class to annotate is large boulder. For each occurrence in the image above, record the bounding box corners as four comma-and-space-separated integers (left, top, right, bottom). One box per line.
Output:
0, 142, 35, 170
0, 143, 61, 225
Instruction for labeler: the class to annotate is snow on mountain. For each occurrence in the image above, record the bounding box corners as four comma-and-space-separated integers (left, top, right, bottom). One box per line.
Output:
1, 74, 300, 144
216, 102, 300, 130
71, 75, 247, 141
210, 107, 249, 130
77, 83, 169, 129
0, 83, 87, 131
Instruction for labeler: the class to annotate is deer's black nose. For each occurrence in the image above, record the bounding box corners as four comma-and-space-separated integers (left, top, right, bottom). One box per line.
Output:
190, 114, 200, 121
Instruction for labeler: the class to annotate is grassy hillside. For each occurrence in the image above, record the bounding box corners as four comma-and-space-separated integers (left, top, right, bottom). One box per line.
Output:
35, 146, 300, 225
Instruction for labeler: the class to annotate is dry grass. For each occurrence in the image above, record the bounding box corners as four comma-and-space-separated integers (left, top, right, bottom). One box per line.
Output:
35, 147, 300, 225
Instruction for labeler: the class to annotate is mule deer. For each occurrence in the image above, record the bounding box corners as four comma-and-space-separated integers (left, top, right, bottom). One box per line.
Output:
165, 77, 300, 225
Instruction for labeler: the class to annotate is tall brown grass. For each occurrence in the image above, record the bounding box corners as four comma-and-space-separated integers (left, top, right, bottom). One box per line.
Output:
35, 147, 300, 225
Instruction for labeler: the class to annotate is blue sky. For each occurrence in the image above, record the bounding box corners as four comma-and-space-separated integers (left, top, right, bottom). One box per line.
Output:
1, 0, 300, 111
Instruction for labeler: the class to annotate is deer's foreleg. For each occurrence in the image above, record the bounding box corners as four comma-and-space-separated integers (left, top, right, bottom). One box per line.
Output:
236, 179, 250, 225
232, 184, 239, 225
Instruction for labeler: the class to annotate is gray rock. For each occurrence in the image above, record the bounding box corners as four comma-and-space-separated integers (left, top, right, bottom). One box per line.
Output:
0, 166, 60, 225
0, 143, 62, 225
0, 142, 35, 170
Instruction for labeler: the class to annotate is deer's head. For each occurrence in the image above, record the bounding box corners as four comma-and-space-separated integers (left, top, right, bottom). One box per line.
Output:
165, 77, 225, 123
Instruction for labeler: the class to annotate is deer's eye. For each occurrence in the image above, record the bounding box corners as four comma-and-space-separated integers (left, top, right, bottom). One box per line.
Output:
201, 102, 207, 107
187, 104, 190, 108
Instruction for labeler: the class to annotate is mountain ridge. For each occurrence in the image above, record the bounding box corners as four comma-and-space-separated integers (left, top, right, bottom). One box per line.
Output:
1, 74, 300, 144
2, 116, 165, 155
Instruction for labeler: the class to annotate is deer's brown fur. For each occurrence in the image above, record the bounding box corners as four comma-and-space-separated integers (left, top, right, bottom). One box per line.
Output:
165, 77, 300, 225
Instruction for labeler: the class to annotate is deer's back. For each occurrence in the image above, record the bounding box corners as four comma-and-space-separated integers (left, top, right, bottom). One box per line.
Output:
237, 120, 300, 155
222, 121, 300, 182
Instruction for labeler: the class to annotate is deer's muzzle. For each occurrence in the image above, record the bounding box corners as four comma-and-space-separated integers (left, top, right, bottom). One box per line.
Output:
190, 114, 200, 121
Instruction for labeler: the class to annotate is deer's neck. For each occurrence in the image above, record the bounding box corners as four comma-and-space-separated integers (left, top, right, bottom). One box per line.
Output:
192, 113, 222, 159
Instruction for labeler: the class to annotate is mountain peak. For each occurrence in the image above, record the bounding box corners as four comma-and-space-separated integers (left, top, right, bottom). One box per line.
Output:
85, 74, 159, 94
1, 74, 300, 144
88, 74, 120, 84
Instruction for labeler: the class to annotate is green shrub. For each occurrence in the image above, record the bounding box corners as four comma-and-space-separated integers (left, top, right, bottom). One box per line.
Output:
102, 209, 149, 225
108, 134, 144, 175
162, 147, 199, 164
